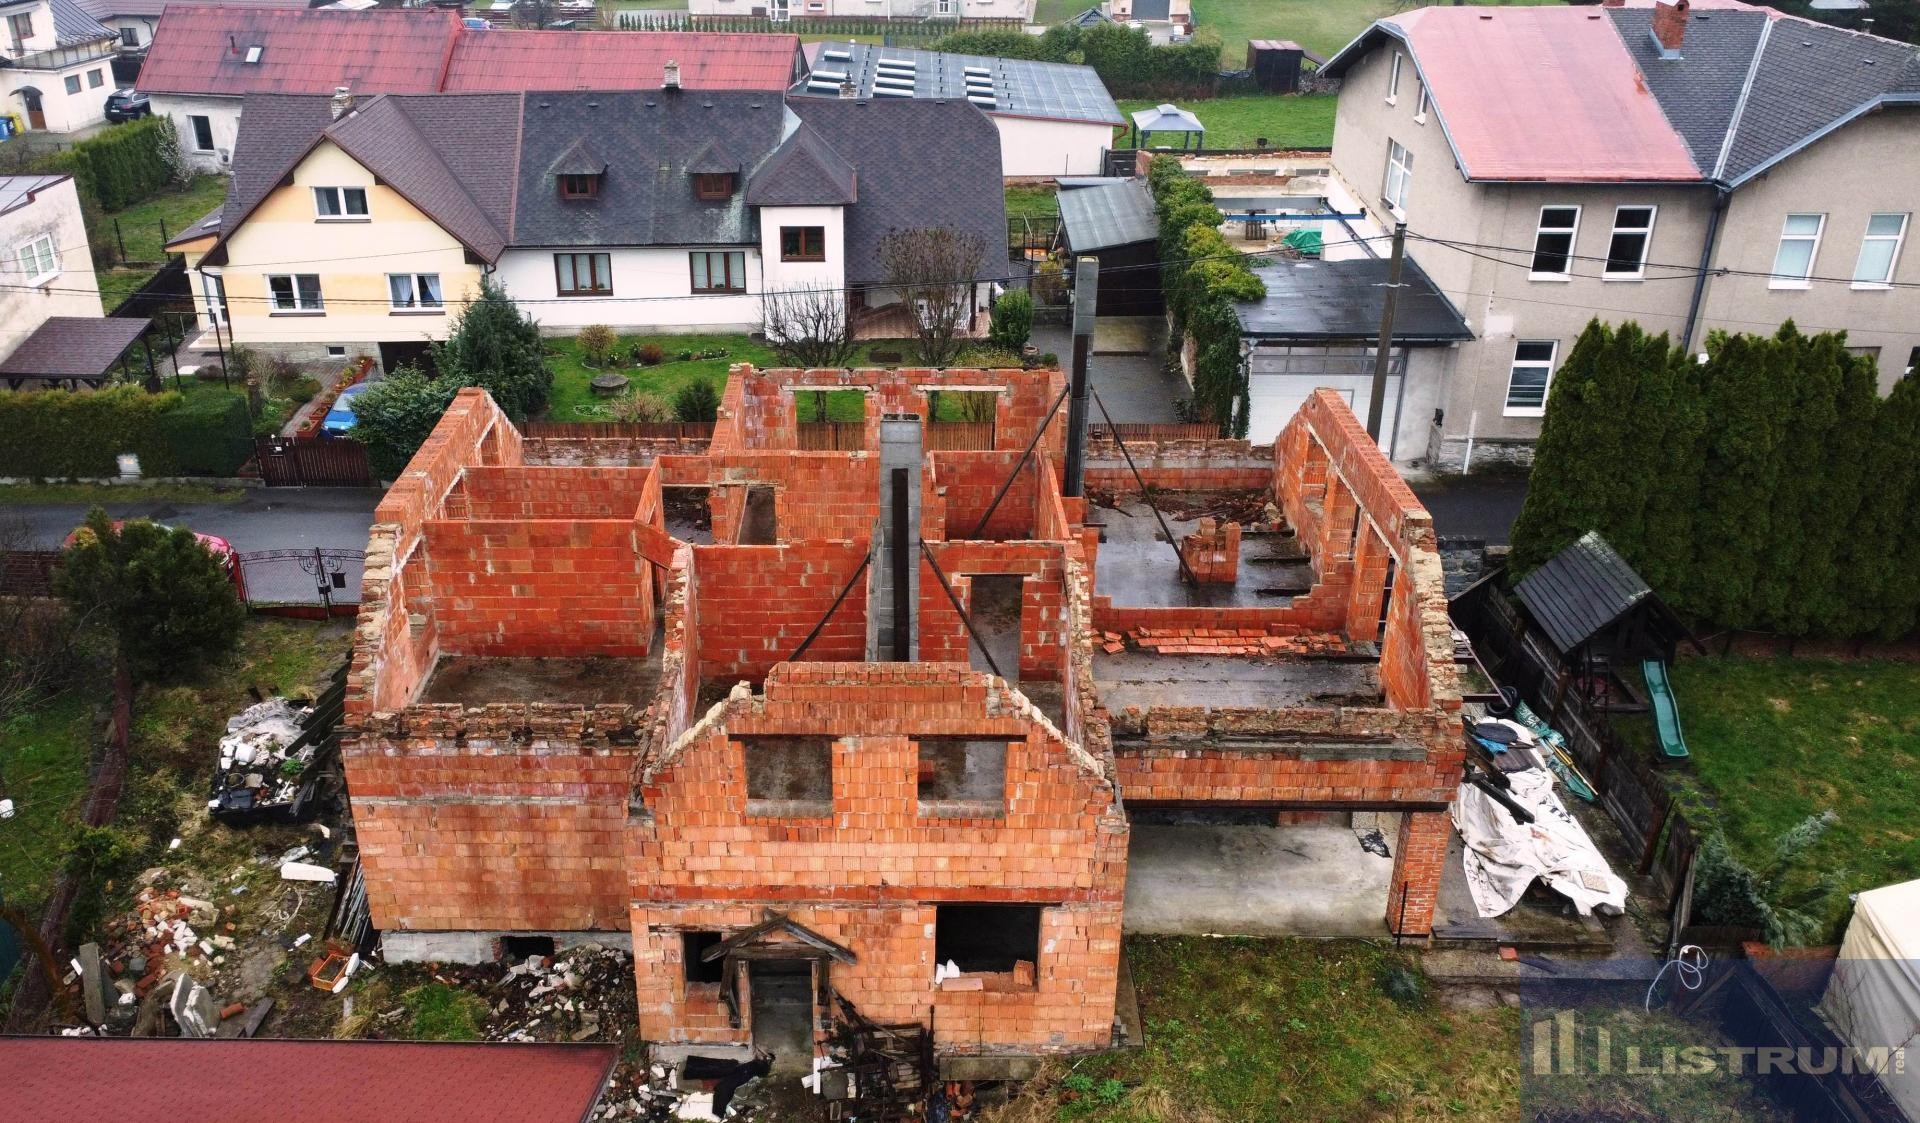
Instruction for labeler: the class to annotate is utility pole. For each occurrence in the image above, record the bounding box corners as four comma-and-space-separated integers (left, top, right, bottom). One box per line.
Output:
1367, 221, 1407, 442
1064, 256, 1097, 497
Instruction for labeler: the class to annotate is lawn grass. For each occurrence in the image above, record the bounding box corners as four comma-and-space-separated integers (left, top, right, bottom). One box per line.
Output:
0, 689, 101, 913
1193, 0, 1565, 66
97, 175, 229, 311
401, 982, 490, 1041
1617, 657, 1920, 938
1115, 93, 1338, 150
1006, 183, 1061, 225
0, 481, 249, 506
1033, 0, 1087, 23
1052, 938, 1521, 1121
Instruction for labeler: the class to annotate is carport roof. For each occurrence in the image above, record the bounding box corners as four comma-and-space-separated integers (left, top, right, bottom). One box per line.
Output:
1058, 178, 1157, 252
1235, 258, 1471, 344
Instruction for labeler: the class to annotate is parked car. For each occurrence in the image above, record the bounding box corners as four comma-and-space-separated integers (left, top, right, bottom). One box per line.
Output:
64, 521, 247, 600
103, 90, 151, 122
462, 17, 490, 28
321, 382, 370, 435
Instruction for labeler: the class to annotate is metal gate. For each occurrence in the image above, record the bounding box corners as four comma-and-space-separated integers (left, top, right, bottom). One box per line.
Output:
237, 548, 365, 612
254, 437, 374, 487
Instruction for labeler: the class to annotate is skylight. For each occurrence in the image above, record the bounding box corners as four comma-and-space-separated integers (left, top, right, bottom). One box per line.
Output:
872, 86, 912, 97
244, 45, 263, 63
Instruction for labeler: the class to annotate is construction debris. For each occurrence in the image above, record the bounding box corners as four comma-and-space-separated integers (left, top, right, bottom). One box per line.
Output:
1111, 628, 1354, 658
208, 664, 346, 826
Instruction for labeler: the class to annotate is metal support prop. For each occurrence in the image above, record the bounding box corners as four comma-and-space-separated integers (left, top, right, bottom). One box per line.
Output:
918, 540, 1003, 680
966, 380, 1072, 539
786, 555, 871, 663
1089, 386, 1204, 590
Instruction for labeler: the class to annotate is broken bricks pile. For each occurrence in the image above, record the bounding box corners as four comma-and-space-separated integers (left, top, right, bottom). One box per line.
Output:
102, 887, 236, 1004
423, 943, 640, 1047
1104, 628, 1353, 658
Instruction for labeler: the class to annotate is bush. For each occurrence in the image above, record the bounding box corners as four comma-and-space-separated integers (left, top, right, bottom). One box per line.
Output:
577, 324, 618, 368
954, 346, 1025, 368
348, 366, 458, 480
0, 384, 250, 478
987, 289, 1034, 351
1149, 155, 1262, 435
673, 380, 721, 423
38, 117, 180, 211
636, 343, 665, 366
430, 276, 552, 420
614, 393, 674, 424
158, 388, 252, 476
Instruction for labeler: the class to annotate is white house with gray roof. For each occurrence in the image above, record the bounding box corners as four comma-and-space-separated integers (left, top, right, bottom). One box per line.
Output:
1314, 0, 1920, 469
2, 0, 119, 133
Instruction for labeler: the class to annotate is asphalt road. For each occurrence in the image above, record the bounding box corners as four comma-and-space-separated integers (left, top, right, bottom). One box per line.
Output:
1410, 477, 1529, 545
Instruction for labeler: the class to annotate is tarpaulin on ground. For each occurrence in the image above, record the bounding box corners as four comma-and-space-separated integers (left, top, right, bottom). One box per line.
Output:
1453, 769, 1628, 918
1816, 878, 1920, 1122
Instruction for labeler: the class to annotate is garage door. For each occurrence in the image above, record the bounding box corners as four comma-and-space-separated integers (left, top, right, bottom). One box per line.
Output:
1247, 344, 1405, 455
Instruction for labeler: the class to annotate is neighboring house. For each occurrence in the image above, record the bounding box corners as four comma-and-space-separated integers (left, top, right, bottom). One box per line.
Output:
686, 0, 1031, 21
1106, 0, 1189, 33
73, 0, 305, 54
0, 173, 104, 365
1319, 0, 1920, 470
136, 5, 805, 171
1, 0, 119, 132
791, 42, 1125, 176
166, 88, 1006, 369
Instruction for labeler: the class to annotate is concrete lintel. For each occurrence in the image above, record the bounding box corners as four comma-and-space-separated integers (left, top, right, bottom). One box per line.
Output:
380, 929, 622, 965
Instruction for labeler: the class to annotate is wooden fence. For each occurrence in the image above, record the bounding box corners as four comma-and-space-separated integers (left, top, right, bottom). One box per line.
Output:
253, 437, 373, 488
925, 422, 996, 451
522, 421, 716, 440
1091, 422, 1222, 443
796, 422, 868, 451
0, 551, 60, 597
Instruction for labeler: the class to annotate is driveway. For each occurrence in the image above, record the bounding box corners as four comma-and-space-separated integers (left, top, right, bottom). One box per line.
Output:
1411, 477, 1529, 544
1032, 320, 1186, 424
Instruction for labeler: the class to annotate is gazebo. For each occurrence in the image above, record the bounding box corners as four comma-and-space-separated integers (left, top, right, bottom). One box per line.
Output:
0, 317, 156, 391
1129, 103, 1205, 151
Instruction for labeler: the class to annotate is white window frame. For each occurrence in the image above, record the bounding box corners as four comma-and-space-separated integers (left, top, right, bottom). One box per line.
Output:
267, 273, 324, 313
1603, 205, 1657, 280
1770, 213, 1825, 289
1529, 205, 1581, 280
1505, 340, 1558, 417
387, 272, 444, 312
188, 114, 215, 152
16, 233, 58, 286
1386, 52, 1402, 104
87, 68, 103, 89
1852, 212, 1908, 289
1413, 80, 1429, 124
312, 186, 369, 220
1383, 139, 1413, 218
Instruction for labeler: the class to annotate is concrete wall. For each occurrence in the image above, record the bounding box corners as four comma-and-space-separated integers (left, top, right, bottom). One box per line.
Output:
0, 175, 103, 364
493, 244, 764, 334
149, 93, 240, 172
995, 115, 1114, 178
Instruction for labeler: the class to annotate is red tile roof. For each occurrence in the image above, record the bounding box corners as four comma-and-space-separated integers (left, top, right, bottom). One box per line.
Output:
443, 28, 800, 92
138, 7, 802, 98
136, 6, 461, 96
0, 1037, 618, 1123
1341, 6, 1702, 182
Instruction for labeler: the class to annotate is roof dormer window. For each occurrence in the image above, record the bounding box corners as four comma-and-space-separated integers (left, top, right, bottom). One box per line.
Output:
559, 173, 600, 200
693, 173, 733, 201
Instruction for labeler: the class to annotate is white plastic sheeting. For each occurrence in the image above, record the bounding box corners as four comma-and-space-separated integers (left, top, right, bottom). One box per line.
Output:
1816, 878, 1920, 1122
1453, 769, 1628, 918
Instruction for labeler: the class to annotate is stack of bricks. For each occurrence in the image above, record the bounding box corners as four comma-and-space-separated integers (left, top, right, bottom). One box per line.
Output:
1177, 518, 1241, 584
1113, 627, 1351, 657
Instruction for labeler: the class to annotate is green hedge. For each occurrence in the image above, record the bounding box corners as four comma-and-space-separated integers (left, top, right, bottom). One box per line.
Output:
1148, 156, 1264, 435
0, 384, 251, 479
39, 117, 179, 212
939, 23, 1223, 99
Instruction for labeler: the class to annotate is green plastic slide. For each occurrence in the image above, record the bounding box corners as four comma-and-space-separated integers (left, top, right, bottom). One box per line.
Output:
1642, 660, 1691, 759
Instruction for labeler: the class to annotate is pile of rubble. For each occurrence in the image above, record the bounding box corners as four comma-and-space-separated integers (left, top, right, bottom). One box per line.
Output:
1108, 627, 1354, 658
98, 887, 234, 1007
485, 944, 638, 1045
211, 699, 320, 819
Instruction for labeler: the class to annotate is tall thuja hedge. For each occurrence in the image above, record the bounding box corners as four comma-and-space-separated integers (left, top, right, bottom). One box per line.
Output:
938, 23, 1223, 98
0, 384, 250, 479
1509, 319, 1908, 638
42, 117, 180, 211
1146, 156, 1263, 434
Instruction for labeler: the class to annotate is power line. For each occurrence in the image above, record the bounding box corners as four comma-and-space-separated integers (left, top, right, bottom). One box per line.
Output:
1409, 230, 1920, 292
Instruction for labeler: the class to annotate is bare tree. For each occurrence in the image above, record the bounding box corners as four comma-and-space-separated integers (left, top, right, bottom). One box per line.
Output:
0, 516, 88, 728
878, 227, 988, 368
512, 0, 558, 29
761, 283, 860, 370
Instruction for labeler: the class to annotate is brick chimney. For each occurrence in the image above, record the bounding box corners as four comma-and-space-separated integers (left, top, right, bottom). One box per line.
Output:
1651, 0, 1690, 57
663, 59, 681, 90
1600, 0, 1625, 7
329, 86, 354, 120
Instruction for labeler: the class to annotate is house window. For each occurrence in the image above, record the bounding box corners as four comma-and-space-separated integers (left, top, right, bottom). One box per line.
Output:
267, 274, 324, 312
781, 226, 826, 262
559, 173, 599, 200
1506, 340, 1558, 416
934, 904, 1041, 978
742, 736, 833, 817
1604, 206, 1656, 278
87, 69, 104, 88
1853, 212, 1908, 287
327, 345, 346, 358
916, 737, 1007, 818
8, 12, 32, 47
119, 26, 138, 47
64, 75, 81, 95
689, 251, 746, 293
1382, 140, 1413, 216
312, 186, 368, 219
693, 173, 733, 201
16, 234, 58, 286
388, 272, 443, 310
554, 252, 612, 296
1770, 213, 1824, 288
1529, 206, 1580, 278
682, 932, 726, 985
1413, 80, 1429, 124
189, 115, 214, 151
1386, 51, 1402, 103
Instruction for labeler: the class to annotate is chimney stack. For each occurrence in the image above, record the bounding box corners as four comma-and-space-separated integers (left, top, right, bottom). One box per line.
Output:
1651, 0, 1690, 56
838, 78, 857, 99
663, 59, 681, 90
329, 86, 354, 120
1600, 0, 1625, 8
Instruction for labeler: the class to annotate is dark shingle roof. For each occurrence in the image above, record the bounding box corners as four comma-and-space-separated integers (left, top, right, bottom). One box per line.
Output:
221, 94, 338, 227
0, 318, 148, 381
511, 91, 784, 249
328, 94, 518, 261
745, 123, 858, 207
786, 97, 1008, 285
1513, 531, 1652, 654
1058, 178, 1156, 252
1606, 7, 1770, 173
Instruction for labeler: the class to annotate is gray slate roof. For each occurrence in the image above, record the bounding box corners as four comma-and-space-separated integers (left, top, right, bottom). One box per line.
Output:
0, 317, 149, 380
1058, 178, 1156, 252
1236, 258, 1470, 343
744, 122, 858, 207
1513, 531, 1652, 655
50, 0, 116, 46
1600, 7, 1920, 185
792, 42, 1123, 127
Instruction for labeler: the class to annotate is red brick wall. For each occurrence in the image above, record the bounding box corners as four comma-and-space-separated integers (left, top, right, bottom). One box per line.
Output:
628, 663, 1125, 1053
690, 540, 870, 681
919, 541, 1069, 679
423, 519, 654, 658
1083, 439, 1275, 494
927, 452, 1038, 542
460, 466, 654, 520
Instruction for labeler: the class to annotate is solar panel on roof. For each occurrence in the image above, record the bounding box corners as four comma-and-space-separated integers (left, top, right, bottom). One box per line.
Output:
963, 65, 991, 76
811, 69, 847, 81
967, 94, 996, 107
877, 59, 915, 69
806, 79, 840, 91
822, 48, 851, 61
872, 86, 912, 97
873, 74, 914, 87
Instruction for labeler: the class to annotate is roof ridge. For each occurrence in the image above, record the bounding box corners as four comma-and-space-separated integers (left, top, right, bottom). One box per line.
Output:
1710, 12, 1772, 182
327, 95, 506, 259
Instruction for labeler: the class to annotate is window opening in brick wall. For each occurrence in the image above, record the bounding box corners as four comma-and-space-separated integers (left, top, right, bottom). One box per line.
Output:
964, 574, 1023, 683
502, 935, 555, 961
743, 736, 833, 816
934, 904, 1041, 977
740, 485, 777, 545
916, 737, 1007, 818
683, 931, 727, 984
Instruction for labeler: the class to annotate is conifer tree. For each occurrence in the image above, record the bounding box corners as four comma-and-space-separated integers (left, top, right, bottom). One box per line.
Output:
1507, 320, 1614, 574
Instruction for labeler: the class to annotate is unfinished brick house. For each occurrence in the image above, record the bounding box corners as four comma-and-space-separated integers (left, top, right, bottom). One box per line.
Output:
341, 364, 1460, 1064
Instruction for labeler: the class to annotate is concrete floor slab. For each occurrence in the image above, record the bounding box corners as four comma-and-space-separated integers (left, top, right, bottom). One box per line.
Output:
1092, 498, 1307, 609
1097, 650, 1381, 710
1033, 324, 1183, 423
1123, 821, 1392, 937
419, 654, 663, 706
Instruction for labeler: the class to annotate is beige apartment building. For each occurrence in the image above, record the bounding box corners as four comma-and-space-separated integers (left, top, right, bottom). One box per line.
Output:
1323, 0, 1920, 470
